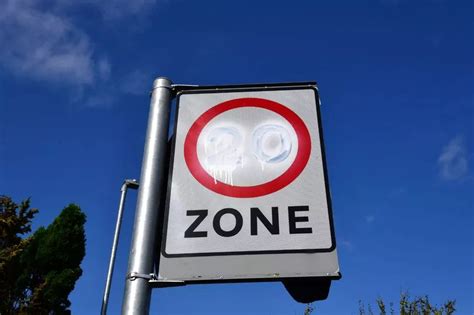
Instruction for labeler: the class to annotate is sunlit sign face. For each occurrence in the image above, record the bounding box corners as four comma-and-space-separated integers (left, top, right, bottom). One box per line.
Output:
163, 87, 336, 260
184, 98, 311, 198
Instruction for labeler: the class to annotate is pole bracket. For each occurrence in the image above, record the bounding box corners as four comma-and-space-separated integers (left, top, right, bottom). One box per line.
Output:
170, 84, 200, 95
149, 83, 199, 96
126, 272, 186, 288
126, 272, 157, 281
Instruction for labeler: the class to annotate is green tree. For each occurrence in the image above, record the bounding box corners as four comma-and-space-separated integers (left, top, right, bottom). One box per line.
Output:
0, 196, 38, 312
302, 293, 456, 314
0, 196, 86, 314
304, 303, 314, 315
358, 293, 456, 315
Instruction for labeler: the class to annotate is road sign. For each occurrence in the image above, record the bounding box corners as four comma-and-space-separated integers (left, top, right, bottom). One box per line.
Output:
158, 83, 339, 282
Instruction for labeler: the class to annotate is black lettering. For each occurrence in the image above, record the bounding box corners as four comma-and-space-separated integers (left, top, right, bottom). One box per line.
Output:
184, 210, 208, 238
289, 205, 312, 234
250, 207, 280, 235
213, 208, 243, 237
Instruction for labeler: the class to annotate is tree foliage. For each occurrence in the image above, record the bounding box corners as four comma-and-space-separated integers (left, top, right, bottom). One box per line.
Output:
0, 196, 86, 314
304, 303, 315, 315
358, 293, 456, 315
303, 292, 456, 315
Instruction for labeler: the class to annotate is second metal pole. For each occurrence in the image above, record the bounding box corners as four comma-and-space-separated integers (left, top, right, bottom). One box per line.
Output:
101, 179, 138, 315
122, 77, 173, 314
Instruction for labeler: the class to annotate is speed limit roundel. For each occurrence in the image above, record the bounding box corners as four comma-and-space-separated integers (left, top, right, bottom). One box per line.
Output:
184, 98, 312, 198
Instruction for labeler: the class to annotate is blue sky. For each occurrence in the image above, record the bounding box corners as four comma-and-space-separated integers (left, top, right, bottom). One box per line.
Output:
1, 0, 473, 314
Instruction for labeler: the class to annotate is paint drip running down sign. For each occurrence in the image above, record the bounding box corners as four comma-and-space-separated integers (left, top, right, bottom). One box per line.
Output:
202, 122, 294, 185
184, 98, 311, 198
162, 86, 335, 258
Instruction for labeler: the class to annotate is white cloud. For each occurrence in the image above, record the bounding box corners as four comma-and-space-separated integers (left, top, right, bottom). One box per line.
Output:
97, 57, 111, 81
365, 215, 375, 224
84, 92, 116, 108
0, 0, 97, 85
82, 69, 153, 108
438, 136, 469, 181
340, 239, 354, 251
0, 0, 159, 87
95, 0, 159, 20
120, 70, 153, 95
52, 0, 159, 20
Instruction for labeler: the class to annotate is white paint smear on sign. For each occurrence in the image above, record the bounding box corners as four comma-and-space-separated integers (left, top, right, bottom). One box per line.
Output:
196, 107, 299, 187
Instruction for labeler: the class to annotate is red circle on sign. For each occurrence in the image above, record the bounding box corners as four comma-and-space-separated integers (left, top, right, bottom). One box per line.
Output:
184, 98, 311, 198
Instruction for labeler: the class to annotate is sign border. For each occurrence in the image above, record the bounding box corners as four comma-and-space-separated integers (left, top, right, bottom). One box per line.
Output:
161, 83, 336, 258
184, 97, 312, 198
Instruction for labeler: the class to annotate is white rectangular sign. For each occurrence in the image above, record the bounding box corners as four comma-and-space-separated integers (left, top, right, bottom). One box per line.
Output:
161, 84, 336, 261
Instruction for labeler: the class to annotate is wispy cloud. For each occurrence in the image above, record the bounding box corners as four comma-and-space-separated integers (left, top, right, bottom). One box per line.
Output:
365, 215, 375, 224
52, 0, 160, 20
340, 239, 355, 251
97, 57, 111, 81
0, 1, 97, 85
83, 92, 116, 108
94, 0, 160, 20
438, 136, 469, 181
0, 0, 158, 89
120, 70, 154, 95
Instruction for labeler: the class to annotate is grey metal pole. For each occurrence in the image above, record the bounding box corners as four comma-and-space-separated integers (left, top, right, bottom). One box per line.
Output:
122, 77, 173, 315
101, 179, 139, 315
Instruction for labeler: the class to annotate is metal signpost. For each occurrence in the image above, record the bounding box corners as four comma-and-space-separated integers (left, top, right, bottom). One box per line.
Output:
122, 78, 173, 315
120, 78, 340, 315
102, 179, 139, 315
